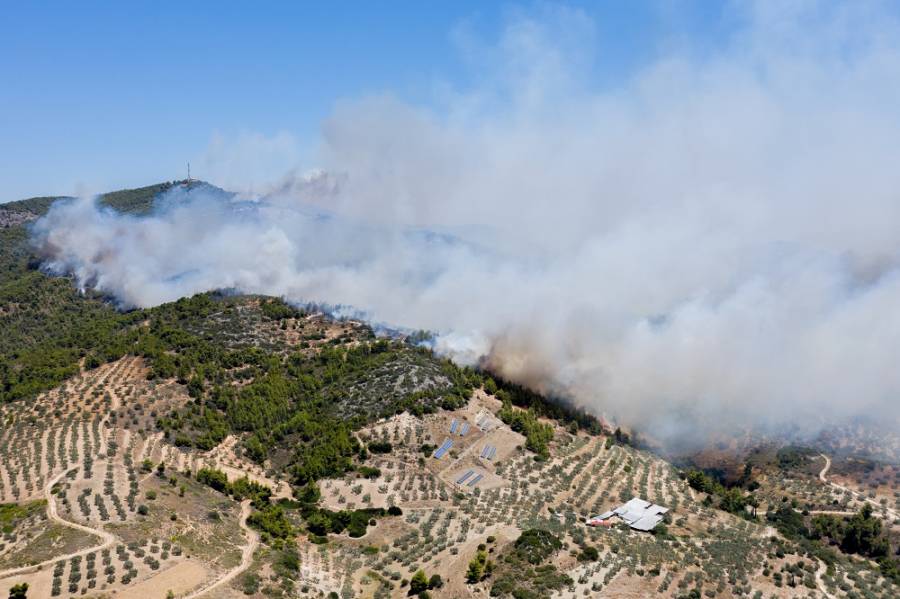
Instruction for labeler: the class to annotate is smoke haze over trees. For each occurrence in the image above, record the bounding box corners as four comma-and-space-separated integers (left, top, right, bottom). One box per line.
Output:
31, 3, 900, 445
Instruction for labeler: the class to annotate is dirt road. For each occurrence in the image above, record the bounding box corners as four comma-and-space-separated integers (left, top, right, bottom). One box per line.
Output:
818, 453, 831, 482
0, 470, 116, 579
818, 453, 899, 521
0, 361, 131, 580
182, 500, 258, 598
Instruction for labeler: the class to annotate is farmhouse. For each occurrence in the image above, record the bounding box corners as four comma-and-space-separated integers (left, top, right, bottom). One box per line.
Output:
588, 497, 669, 532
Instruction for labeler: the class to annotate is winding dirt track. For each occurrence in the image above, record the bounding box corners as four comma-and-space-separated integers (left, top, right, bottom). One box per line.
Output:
0, 361, 127, 580
818, 453, 899, 521
0, 469, 116, 580
182, 500, 258, 599
818, 453, 832, 482
0, 358, 260, 596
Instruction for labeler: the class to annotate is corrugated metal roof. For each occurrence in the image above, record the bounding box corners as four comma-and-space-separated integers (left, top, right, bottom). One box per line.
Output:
630, 513, 664, 531
599, 497, 667, 531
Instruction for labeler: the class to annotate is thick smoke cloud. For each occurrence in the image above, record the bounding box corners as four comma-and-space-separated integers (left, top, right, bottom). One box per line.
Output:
31, 3, 900, 446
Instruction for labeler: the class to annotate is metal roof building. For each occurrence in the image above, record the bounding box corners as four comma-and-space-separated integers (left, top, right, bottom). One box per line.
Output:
589, 497, 669, 532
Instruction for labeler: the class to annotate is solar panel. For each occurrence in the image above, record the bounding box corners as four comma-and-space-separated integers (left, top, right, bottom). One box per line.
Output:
450, 419, 458, 433
489, 446, 496, 459
456, 470, 474, 484
480, 446, 489, 458
432, 438, 453, 459
459, 422, 470, 436
467, 473, 483, 487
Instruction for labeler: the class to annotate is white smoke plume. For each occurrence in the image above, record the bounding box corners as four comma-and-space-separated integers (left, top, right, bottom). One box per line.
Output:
31, 3, 900, 446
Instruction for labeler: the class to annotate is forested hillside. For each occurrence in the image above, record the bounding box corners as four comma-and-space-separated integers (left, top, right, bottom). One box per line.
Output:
0, 181, 545, 482
0, 184, 184, 403
0, 181, 219, 403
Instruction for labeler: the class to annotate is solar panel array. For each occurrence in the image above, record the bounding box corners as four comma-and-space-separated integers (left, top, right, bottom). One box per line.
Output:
459, 422, 470, 436
450, 419, 458, 434
456, 470, 474, 484
480, 445, 497, 460
432, 438, 453, 459
467, 473, 484, 487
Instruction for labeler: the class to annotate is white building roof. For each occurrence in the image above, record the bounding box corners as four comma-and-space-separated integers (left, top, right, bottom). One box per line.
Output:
631, 513, 664, 531
600, 497, 668, 531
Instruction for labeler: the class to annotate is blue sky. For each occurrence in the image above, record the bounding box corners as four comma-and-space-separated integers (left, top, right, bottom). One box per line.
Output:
0, 1, 735, 202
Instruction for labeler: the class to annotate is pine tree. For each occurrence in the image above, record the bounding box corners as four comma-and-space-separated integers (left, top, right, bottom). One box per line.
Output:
410, 569, 429, 594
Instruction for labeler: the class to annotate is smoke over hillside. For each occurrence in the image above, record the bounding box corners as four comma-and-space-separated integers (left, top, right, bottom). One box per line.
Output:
31, 4, 900, 445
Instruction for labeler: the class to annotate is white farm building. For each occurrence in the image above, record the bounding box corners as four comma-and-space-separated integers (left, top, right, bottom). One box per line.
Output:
588, 497, 669, 532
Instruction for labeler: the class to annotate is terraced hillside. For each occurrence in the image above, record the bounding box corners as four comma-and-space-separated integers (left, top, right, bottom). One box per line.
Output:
2, 353, 897, 598
1, 183, 897, 598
